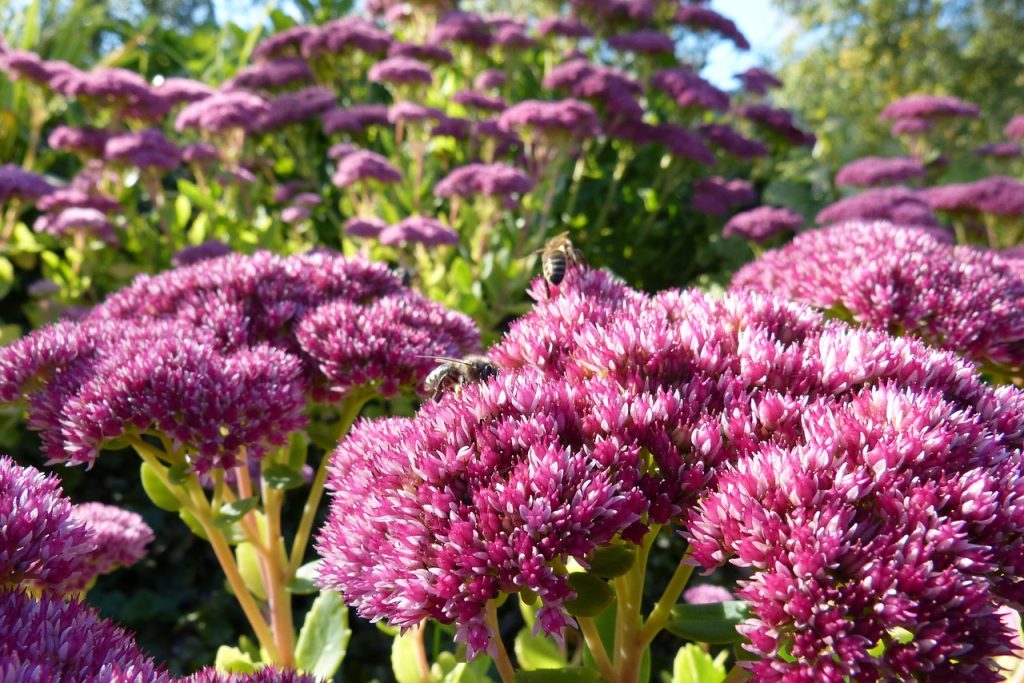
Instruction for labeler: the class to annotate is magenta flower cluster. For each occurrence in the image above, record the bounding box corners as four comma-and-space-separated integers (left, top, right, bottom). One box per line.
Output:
317, 266, 1024, 679
834, 156, 926, 187
0, 252, 478, 472
732, 221, 1024, 367
816, 186, 941, 228
723, 206, 803, 242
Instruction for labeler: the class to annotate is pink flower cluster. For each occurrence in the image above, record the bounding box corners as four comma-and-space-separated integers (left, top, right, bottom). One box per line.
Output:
834, 156, 925, 187
816, 187, 941, 228
732, 222, 1024, 367
317, 266, 1024, 679
925, 176, 1024, 217
0, 252, 478, 472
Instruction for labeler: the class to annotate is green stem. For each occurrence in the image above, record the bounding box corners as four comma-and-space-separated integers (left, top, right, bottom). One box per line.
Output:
578, 616, 615, 682
485, 599, 516, 683
286, 393, 370, 576
593, 154, 630, 235
262, 464, 297, 667
613, 527, 658, 683
638, 553, 694, 645
129, 437, 279, 659
412, 621, 432, 683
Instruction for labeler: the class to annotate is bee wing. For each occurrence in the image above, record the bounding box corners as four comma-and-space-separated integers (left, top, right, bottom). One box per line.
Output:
416, 354, 476, 367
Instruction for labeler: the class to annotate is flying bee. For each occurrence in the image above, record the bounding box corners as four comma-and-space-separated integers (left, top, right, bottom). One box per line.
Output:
423, 354, 499, 401
539, 232, 583, 291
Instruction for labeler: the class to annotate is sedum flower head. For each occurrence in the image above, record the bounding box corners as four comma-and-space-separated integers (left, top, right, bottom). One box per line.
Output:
607, 30, 675, 55
816, 186, 940, 228
736, 104, 816, 146
317, 264, 1024, 676
175, 90, 271, 134
228, 59, 313, 91
331, 150, 402, 188
182, 667, 316, 682
735, 67, 782, 95
252, 26, 317, 62
834, 156, 926, 188
651, 68, 729, 112
691, 176, 755, 216
301, 18, 392, 58
434, 163, 532, 199
498, 99, 600, 141
379, 216, 459, 247
67, 502, 154, 588
1005, 114, 1024, 142
536, 17, 593, 38
0, 252, 478, 471
48, 126, 112, 157
0, 456, 94, 593
368, 56, 433, 86
0, 588, 170, 682
34, 207, 118, 245
104, 129, 182, 171
388, 41, 454, 64
254, 87, 336, 132
925, 176, 1024, 217
0, 164, 54, 204
723, 206, 803, 242
699, 124, 767, 160
674, 5, 750, 49
322, 104, 390, 134
732, 221, 1024, 368
879, 94, 980, 121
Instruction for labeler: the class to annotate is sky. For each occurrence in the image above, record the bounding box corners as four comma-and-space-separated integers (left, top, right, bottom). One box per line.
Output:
702, 0, 791, 88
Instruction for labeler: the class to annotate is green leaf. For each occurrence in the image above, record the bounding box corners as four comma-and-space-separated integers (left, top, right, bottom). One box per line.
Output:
178, 509, 209, 541
177, 179, 216, 211
0, 257, 14, 301
140, 462, 182, 512
666, 601, 751, 644
670, 644, 727, 683
391, 630, 422, 683
174, 194, 192, 230
214, 497, 258, 527
287, 431, 309, 470
514, 627, 567, 670
235, 541, 267, 601
513, 668, 604, 682
0, 325, 22, 345
587, 544, 637, 579
563, 573, 614, 617
295, 591, 351, 680
262, 464, 306, 490
167, 462, 190, 485
287, 560, 322, 595
213, 645, 259, 673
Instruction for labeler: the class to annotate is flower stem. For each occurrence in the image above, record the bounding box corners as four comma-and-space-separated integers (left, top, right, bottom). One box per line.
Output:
578, 616, 615, 682
286, 393, 370, 576
412, 621, 432, 683
485, 599, 515, 683
613, 527, 658, 683
183, 476, 283, 663
129, 437, 278, 660
638, 552, 694, 646
262, 465, 296, 667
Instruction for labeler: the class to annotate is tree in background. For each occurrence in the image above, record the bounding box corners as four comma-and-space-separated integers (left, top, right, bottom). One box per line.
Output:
772, 0, 1024, 190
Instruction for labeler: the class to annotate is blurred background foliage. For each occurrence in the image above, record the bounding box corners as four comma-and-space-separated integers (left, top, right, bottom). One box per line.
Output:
772, 0, 1024, 199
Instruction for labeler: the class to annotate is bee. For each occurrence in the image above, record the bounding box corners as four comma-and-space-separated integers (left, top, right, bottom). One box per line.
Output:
539, 232, 582, 290
423, 355, 499, 401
